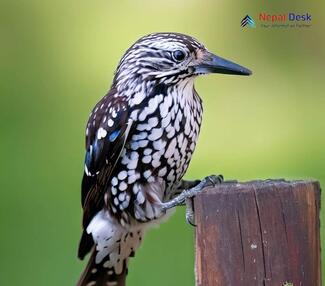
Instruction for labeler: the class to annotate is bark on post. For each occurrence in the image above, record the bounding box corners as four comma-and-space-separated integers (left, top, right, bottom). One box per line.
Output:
194, 180, 321, 286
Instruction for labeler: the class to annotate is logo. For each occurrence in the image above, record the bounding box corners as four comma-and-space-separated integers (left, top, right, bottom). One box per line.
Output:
241, 15, 256, 28
259, 12, 312, 22
241, 12, 312, 29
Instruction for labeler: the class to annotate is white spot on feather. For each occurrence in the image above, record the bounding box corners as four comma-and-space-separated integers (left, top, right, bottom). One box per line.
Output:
85, 164, 91, 176
107, 119, 114, 127
111, 187, 117, 195
97, 127, 107, 140
153, 139, 167, 150
148, 128, 163, 141
143, 170, 151, 178
127, 157, 138, 170
119, 181, 127, 191
118, 192, 126, 201
152, 159, 161, 168
111, 177, 118, 186
143, 148, 152, 155
142, 155, 152, 164
158, 167, 167, 177
137, 191, 145, 204
118, 171, 127, 180
165, 138, 177, 158
133, 184, 140, 194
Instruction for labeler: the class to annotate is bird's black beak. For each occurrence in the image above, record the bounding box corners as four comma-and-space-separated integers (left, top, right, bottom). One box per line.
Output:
194, 52, 252, 76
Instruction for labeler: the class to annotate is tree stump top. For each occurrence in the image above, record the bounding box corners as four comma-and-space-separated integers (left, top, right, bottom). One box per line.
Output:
197, 179, 320, 193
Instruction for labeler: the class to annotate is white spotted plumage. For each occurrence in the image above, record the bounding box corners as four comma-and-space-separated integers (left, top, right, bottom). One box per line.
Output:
78, 32, 219, 286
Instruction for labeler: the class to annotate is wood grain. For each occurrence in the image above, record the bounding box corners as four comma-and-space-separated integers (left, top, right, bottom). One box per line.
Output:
194, 180, 321, 286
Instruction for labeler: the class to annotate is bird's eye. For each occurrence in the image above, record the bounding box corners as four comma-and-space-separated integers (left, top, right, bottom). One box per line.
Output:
172, 50, 186, 62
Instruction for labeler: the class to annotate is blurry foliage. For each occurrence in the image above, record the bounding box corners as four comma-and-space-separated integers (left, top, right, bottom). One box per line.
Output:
0, 0, 324, 285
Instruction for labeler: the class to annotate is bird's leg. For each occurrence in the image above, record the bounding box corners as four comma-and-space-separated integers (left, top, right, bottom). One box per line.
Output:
162, 175, 224, 225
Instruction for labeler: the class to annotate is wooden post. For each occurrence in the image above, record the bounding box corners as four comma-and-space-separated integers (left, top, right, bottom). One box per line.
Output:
194, 180, 321, 286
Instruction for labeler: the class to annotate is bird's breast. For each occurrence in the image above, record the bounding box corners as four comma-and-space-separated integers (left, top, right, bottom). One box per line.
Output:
125, 89, 203, 193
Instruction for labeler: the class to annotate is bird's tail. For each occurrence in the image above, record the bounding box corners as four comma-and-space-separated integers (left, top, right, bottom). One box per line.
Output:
76, 249, 127, 286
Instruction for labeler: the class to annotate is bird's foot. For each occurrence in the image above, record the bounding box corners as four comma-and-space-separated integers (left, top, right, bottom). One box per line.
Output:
184, 175, 224, 226
161, 175, 224, 225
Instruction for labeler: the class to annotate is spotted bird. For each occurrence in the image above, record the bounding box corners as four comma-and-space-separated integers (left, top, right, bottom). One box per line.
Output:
77, 32, 251, 286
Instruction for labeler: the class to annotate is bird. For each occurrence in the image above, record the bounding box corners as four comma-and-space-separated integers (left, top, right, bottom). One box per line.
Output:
77, 32, 251, 286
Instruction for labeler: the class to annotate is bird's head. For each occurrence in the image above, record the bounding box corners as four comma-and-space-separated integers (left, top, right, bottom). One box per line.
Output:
113, 32, 251, 90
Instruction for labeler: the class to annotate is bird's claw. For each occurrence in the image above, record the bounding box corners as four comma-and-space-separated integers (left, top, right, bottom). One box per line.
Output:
203, 174, 224, 188
185, 198, 196, 226
185, 174, 224, 227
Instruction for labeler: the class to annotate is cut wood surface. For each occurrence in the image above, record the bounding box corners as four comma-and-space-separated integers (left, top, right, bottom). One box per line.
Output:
194, 180, 321, 286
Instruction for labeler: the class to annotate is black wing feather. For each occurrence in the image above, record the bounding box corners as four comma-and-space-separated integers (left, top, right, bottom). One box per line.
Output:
78, 88, 132, 259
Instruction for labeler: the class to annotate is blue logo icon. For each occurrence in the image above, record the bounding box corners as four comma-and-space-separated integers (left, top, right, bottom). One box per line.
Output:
241, 15, 256, 28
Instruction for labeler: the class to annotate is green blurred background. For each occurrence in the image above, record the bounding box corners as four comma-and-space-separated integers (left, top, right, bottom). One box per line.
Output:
0, 0, 324, 285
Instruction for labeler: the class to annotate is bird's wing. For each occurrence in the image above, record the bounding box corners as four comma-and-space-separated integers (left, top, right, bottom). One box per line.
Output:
79, 88, 132, 259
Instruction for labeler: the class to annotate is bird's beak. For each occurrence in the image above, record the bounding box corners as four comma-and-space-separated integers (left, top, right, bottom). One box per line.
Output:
194, 51, 252, 76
